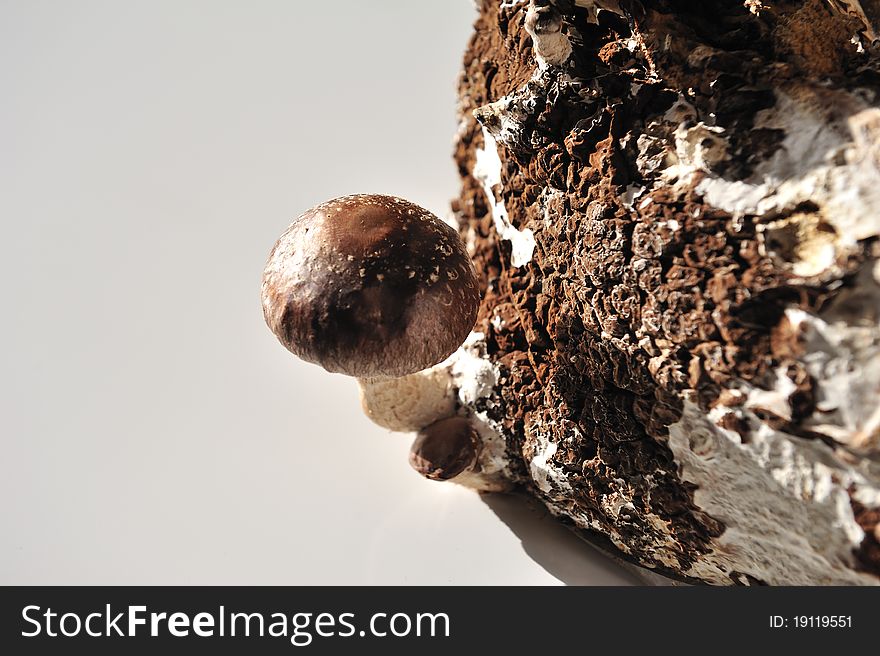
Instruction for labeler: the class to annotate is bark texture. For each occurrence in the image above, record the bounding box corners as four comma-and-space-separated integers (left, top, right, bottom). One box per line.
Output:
442, 0, 880, 585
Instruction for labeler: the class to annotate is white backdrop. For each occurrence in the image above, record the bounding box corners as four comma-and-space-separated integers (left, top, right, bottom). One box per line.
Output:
1, 0, 642, 585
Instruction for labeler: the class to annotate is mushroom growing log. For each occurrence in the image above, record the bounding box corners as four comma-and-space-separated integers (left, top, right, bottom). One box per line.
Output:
439, 0, 880, 585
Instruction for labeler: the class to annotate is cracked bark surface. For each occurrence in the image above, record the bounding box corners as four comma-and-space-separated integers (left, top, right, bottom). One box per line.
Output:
442, 0, 880, 584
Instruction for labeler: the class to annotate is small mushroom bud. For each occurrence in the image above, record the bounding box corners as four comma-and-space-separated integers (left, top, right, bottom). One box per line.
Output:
410, 417, 513, 492
409, 417, 480, 481
261, 194, 481, 431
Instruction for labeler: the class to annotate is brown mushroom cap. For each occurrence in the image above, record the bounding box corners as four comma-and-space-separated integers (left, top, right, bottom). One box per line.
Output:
261, 194, 480, 378
409, 417, 480, 481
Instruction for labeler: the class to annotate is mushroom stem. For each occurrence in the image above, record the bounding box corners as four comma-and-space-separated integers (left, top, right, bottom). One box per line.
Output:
357, 365, 456, 433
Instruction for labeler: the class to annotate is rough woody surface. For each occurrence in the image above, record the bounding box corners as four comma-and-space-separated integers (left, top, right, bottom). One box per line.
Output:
439, 0, 880, 584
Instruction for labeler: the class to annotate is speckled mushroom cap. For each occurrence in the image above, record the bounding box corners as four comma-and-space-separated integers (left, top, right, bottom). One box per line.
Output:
261, 194, 481, 378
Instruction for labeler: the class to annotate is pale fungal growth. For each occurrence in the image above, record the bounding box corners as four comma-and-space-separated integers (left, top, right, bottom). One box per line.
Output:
759, 208, 839, 279
524, 0, 572, 69
261, 194, 481, 432
472, 127, 537, 267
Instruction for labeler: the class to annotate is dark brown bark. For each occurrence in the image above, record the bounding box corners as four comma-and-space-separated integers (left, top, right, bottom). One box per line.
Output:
447, 0, 880, 585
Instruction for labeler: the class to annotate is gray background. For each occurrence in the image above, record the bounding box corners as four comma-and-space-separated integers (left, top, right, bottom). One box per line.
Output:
1, 0, 640, 585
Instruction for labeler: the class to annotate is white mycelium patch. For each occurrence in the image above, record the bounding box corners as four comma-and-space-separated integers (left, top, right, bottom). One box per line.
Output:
668, 400, 879, 585
524, 0, 573, 69
473, 128, 536, 267
687, 95, 880, 258
447, 332, 515, 488
786, 264, 880, 452
529, 430, 573, 496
